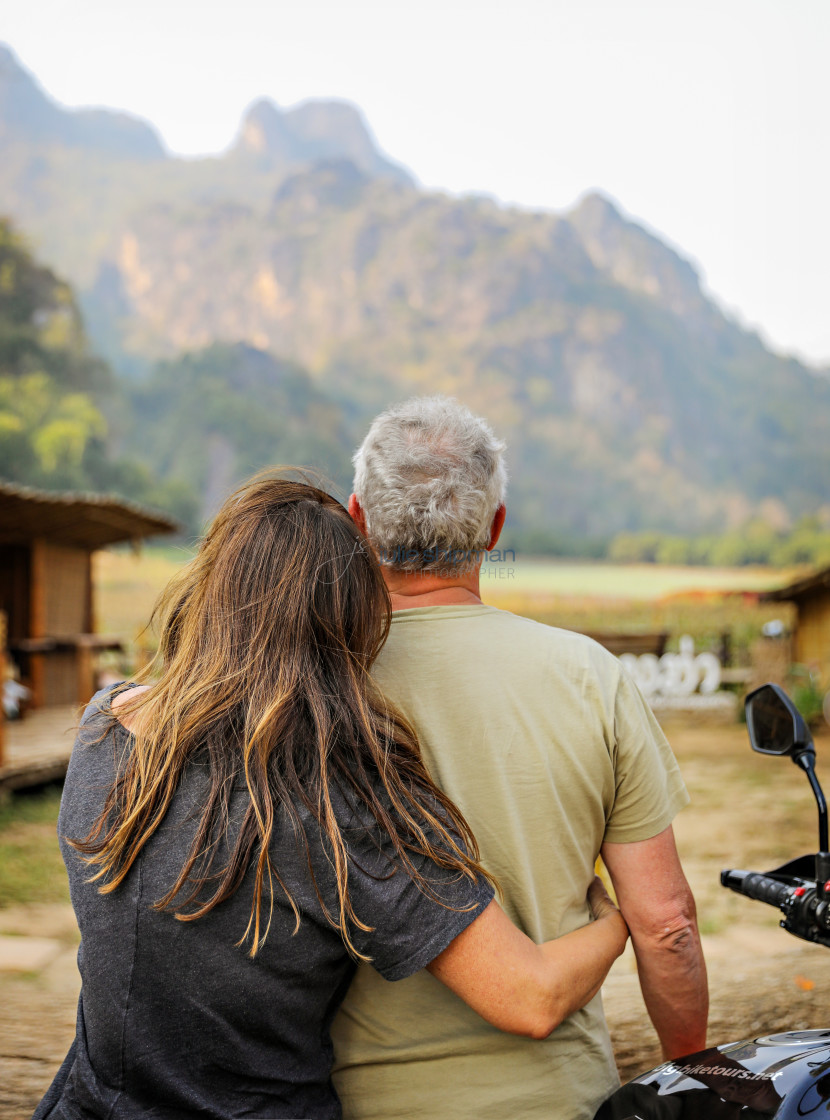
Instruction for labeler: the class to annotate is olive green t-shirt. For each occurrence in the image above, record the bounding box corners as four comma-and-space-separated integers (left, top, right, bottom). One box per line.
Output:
331, 604, 689, 1120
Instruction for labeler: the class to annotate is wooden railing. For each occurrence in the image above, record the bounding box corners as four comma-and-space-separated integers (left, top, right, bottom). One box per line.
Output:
9, 634, 124, 709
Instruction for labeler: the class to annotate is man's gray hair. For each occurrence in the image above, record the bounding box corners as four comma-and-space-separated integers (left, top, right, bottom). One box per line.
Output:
352, 396, 507, 573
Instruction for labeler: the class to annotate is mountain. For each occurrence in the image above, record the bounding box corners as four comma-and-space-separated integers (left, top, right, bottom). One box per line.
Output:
568, 193, 714, 327
85, 168, 830, 535
1, 43, 829, 541
0, 44, 165, 159
0, 44, 414, 292
233, 98, 412, 185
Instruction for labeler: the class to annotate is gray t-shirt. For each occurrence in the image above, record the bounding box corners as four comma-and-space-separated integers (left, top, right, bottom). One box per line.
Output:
38, 687, 493, 1120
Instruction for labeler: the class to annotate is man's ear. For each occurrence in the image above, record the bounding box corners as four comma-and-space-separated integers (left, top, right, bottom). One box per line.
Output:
348, 494, 368, 534
487, 505, 506, 550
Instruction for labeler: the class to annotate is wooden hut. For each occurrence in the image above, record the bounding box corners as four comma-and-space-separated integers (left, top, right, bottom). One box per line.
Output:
0, 482, 176, 714
763, 565, 830, 686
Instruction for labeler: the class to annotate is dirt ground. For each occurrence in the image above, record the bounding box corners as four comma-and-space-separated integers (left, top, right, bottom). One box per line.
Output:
3, 720, 830, 1118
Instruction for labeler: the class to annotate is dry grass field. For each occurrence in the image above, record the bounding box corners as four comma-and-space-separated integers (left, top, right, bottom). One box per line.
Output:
95, 546, 799, 663
481, 556, 797, 600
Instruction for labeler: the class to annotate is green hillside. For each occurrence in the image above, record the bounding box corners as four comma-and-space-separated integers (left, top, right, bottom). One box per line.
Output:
0, 220, 357, 532
0, 216, 112, 490
121, 343, 353, 523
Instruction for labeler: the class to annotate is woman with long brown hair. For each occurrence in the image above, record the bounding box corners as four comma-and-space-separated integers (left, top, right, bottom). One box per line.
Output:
35, 476, 627, 1120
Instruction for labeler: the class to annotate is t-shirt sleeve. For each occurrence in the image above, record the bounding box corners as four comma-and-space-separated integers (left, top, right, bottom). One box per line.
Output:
339, 819, 495, 983
603, 665, 690, 844
79, 683, 121, 727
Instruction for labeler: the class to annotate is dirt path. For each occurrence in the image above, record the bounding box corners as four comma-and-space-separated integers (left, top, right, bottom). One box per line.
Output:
0, 906, 80, 1119
3, 721, 830, 1117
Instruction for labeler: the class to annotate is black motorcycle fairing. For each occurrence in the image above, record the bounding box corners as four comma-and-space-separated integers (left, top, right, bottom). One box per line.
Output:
594, 1082, 772, 1119
595, 1032, 830, 1120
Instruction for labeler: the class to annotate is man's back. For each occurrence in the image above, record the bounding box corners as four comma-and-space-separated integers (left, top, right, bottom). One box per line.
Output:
331, 604, 688, 1120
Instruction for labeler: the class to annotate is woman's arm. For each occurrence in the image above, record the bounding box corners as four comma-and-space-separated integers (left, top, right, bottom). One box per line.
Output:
425, 877, 628, 1039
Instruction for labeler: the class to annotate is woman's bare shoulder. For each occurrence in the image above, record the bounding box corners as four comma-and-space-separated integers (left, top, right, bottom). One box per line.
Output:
111, 684, 151, 709
111, 684, 151, 731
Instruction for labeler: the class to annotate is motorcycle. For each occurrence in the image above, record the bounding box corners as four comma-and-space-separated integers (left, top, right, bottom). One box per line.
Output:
596, 682, 830, 1119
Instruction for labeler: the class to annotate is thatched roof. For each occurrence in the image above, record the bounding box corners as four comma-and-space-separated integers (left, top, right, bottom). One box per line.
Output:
0, 481, 178, 549
763, 565, 830, 603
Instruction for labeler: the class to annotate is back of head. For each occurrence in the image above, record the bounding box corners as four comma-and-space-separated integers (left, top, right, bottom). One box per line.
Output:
353, 396, 507, 573
157, 475, 387, 702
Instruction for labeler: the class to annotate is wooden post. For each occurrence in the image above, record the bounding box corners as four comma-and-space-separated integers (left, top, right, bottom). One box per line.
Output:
28, 539, 47, 708
0, 611, 6, 768
85, 550, 95, 634
82, 551, 96, 707
76, 640, 94, 709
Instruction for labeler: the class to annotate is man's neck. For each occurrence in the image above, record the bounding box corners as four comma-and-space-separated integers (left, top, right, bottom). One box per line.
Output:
382, 567, 483, 612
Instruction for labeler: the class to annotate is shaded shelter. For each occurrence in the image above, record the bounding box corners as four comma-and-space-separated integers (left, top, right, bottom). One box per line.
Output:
763, 565, 830, 686
0, 482, 176, 740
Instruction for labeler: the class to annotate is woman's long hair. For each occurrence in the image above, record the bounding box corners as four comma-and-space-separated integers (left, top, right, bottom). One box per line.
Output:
70, 475, 491, 957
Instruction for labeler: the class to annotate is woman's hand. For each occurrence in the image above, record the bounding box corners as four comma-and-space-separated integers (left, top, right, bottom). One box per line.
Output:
588, 874, 617, 920
587, 875, 629, 954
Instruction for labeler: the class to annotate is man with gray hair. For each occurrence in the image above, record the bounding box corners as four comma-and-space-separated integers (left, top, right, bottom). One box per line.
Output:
332, 396, 707, 1120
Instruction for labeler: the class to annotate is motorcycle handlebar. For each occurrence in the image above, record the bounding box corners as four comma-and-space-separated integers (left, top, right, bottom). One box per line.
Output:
721, 867, 830, 949
720, 869, 794, 908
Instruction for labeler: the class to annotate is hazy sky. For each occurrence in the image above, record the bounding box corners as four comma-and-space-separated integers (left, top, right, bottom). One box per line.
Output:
4, 0, 829, 367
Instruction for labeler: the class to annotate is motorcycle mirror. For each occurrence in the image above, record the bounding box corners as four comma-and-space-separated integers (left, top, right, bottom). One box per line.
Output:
746, 683, 829, 894
745, 683, 814, 759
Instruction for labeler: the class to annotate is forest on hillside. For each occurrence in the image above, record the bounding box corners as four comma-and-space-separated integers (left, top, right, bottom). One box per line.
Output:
0, 219, 355, 532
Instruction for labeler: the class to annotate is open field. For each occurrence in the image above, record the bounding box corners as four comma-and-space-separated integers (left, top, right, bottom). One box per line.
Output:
3, 722, 830, 1114
480, 556, 800, 600
480, 557, 801, 656
95, 546, 801, 664
93, 545, 196, 655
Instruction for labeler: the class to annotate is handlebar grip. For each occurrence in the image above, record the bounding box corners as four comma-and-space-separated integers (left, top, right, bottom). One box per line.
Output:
720, 869, 793, 908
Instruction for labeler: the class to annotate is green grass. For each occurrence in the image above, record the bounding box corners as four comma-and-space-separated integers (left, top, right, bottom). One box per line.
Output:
0, 785, 69, 908
481, 557, 801, 600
